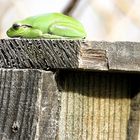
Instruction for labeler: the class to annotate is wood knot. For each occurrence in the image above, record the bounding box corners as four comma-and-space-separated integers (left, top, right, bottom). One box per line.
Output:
12, 121, 20, 133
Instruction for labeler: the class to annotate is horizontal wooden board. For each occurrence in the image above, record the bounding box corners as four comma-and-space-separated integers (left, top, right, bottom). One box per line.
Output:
0, 39, 140, 72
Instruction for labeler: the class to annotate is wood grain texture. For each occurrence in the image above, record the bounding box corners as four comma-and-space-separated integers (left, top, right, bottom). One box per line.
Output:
0, 69, 60, 140
0, 39, 140, 72
57, 70, 132, 140
0, 39, 140, 139
0, 39, 80, 69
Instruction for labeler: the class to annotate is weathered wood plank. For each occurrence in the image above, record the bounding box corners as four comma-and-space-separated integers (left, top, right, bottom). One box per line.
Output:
79, 41, 140, 71
106, 42, 140, 72
0, 39, 140, 72
79, 42, 108, 70
0, 69, 60, 140
58, 70, 132, 140
0, 39, 80, 69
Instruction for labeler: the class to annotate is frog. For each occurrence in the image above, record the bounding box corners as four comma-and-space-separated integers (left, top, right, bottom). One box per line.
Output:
6, 13, 87, 39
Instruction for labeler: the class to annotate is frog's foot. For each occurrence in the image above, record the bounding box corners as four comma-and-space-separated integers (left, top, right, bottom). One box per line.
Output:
42, 33, 66, 39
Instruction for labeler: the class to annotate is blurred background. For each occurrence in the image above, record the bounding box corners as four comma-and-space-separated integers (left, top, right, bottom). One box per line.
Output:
0, 0, 140, 41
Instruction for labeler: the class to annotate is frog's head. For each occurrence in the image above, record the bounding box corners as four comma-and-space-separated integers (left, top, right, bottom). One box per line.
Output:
7, 23, 42, 38
7, 23, 32, 38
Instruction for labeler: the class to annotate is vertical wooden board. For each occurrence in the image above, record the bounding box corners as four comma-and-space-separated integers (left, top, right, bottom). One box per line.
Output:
87, 74, 94, 140
103, 75, 110, 140
77, 72, 84, 140
92, 73, 100, 140
112, 75, 130, 140
72, 72, 81, 140
98, 74, 107, 140
0, 69, 39, 140
81, 72, 88, 140
38, 71, 60, 140
58, 71, 131, 140
0, 69, 60, 140
108, 75, 115, 140
65, 73, 74, 139
127, 75, 140, 140
120, 77, 131, 140
58, 76, 68, 140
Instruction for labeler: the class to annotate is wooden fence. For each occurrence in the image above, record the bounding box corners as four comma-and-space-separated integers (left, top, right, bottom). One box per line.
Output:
0, 39, 140, 140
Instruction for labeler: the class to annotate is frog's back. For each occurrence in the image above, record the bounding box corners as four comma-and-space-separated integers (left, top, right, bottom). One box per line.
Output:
33, 13, 83, 26
21, 13, 85, 33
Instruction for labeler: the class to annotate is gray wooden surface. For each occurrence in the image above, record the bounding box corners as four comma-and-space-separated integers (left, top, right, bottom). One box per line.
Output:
0, 39, 140, 140
0, 69, 139, 140
0, 39, 140, 72
0, 39, 79, 69
0, 69, 60, 140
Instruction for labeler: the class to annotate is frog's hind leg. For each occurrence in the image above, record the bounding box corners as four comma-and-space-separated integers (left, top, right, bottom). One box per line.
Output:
48, 22, 86, 39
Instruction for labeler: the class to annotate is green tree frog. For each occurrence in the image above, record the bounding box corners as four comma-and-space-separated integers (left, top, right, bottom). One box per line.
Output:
7, 13, 86, 39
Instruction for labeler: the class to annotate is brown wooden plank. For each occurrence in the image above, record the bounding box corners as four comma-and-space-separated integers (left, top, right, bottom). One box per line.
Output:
58, 70, 131, 140
0, 69, 60, 140
79, 41, 108, 70
0, 39, 140, 72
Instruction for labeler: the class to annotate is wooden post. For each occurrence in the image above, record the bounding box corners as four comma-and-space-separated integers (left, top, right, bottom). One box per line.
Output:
0, 69, 60, 139
0, 39, 140, 140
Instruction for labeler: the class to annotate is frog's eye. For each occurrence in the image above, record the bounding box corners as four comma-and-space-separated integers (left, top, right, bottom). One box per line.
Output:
22, 25, 32, 28
12, 23, 20, 30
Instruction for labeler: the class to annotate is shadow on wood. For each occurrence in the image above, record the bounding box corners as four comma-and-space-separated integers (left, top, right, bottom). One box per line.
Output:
56, 70, 140, 140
